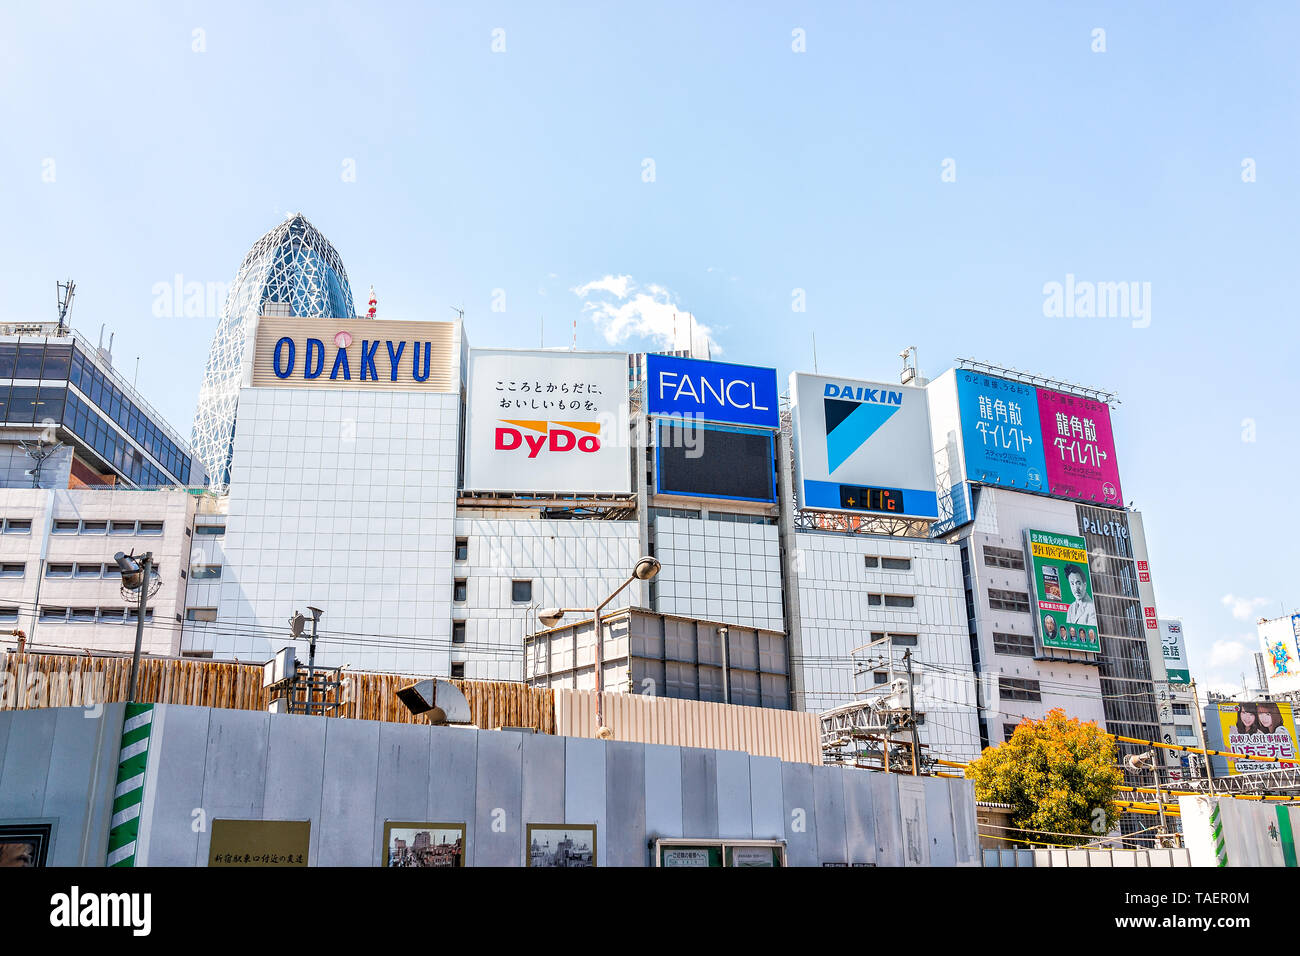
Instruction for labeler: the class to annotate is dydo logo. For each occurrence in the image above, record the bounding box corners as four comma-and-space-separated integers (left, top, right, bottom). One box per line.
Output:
495, 419, 601, 458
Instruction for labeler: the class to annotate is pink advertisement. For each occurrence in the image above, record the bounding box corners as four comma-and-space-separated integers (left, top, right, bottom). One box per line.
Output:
1036, 388, 1123, 505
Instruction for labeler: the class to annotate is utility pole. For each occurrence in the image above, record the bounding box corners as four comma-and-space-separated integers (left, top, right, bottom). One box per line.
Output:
114, 551, 154, 703
904, 649, 919, 775
306, 606, 322, 715
1190, 678, 1216, 789
719, 626, 730, 704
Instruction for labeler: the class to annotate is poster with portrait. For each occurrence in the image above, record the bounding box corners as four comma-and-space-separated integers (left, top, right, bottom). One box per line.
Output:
1216, 701, 1299, 775
1025, 529, 1100, 653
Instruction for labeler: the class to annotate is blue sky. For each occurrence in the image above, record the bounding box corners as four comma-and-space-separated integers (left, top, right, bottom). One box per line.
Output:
2, 2, 1296, 693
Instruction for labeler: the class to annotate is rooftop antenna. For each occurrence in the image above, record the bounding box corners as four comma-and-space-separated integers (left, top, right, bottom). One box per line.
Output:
134, 356, 140, 388
450, 305, 465, 324
899, 345, 919, 385
812, 332, 819, 373
19, 437, 63, 489
56, 279, 75, 333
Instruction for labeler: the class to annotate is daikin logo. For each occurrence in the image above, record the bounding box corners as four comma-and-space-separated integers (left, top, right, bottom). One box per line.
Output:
495, 420, 601, 458
822, 383, 904, 473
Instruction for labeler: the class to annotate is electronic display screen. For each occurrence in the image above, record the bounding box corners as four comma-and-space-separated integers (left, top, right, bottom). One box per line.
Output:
656, 421, 775, 503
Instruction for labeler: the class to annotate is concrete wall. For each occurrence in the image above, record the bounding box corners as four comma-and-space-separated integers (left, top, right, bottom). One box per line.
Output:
654, 516, 784, 632
0, 704, 980, 867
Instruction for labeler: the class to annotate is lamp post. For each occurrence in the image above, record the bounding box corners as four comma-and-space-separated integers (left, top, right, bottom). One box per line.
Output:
537, 555, 661, 736
113, 551, 154, 703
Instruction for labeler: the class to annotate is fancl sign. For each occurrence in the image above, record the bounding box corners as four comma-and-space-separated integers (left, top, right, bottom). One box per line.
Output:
645, 354, 779, 429
251, 316, 456, 392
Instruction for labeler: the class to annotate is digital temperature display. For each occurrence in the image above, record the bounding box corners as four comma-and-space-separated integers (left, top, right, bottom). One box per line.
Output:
837, 484, 905, 514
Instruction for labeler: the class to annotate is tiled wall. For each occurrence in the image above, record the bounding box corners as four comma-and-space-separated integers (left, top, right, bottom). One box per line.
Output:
653, 517, 783, 631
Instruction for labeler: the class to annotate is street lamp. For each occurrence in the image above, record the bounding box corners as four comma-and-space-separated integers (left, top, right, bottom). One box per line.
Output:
114, 550, 157, 703
536, 555, 661, 737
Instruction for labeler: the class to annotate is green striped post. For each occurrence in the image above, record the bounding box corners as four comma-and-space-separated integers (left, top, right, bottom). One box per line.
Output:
106, 703, 154, 867
1210, 803, 1228, 867
1276, 806, 1297, 868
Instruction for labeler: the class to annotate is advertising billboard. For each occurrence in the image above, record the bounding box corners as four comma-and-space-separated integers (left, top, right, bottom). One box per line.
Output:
789, 372, 938, 519
1037, 387, 1123, 506
1025, 529, 1100, 653
948, 370, 1123, 507
645, 355, 779, 429
1213, 701, 1299, 775
655, 420, 775, 503
251, 316, 457, 392
463, 349, 631, 494
1159, 619, 1190, 684
955, 371, 1048, 491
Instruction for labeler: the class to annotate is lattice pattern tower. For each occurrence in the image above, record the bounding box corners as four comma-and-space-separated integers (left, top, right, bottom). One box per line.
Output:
192, 214, 354, 490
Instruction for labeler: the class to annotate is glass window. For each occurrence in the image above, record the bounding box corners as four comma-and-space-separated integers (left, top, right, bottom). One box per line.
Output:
34, 385, 65, 424
512, 580, 533, 603
890, 634, 919, 646
74, 563, 103, 578
867, 594, 882, 606
452, 621, 466, 644
81, 520, 107, 534
52, 519, 80, 534
0, 343, 16, 378
873, 672, 889, 685
0, 384, 8, 422
450, 662, 465, 678
137, 521, 164, 535
454, 579, 467, 602
0, 607, 18, 625
989, 589, 1031, 614
3, 519, 32, 533
983, 546, 1026, 571
127, 607, 155, 623
45, 563, 74, 577
6, 386, 37, 423
881, 557, 912, 571
194, 524, 225, 536
70, 608, 97, 624
14, 345, 44, 379
108, 520, 136, 534
186, 607, 218, 622
39, 606, 68, 623
454, 537, 468, 561
191, 565, 222, 580
993, 631, 1035, 657
999, 677, 1042, 702
863, 556, 879, 568
99, 608, 126, 624
0, 563, 24, 578
883, 594, 914, 609
40, 345, 72, 381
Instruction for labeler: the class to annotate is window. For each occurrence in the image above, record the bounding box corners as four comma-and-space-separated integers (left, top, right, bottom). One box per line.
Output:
39, 607, 68, 623
890, 634, 919, 647
70, 608, 97, 624
3, 519, 32, 534
873, 672, 889, 685
81, 520, 107, 535
999, 676, 1042, 702
185, 608, 217, 622
453, 579, 467, 602
52, 520, 80, 534
883, 594, 915, 609
993, 631, 1035, 657
45, 563, 74, 578
74, 563, 104, 578
0, 563, 24, 579
108, 520, 136, 534
137, 521, 164, 535
0, 607, 18, 625
867, 594, 882, 606
863, 556, 879, 568
988, 589, 1031, 613
881, 557, 911, 571
1004, 723, 1019, 742
454, 537, 468, 561
98, 608, 126, 624
450, 662, 465, 679
127, 607, 155, 623
983, 546, 1026, 570
512, 580, 533, 603
194, 524, 225, 536
182, 650, 214, 659
191, 565, 222, 580
1172, 703, 1191, 716
452, 621, 466, 644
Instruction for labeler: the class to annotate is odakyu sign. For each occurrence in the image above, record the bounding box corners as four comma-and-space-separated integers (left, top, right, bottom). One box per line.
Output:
250, 316, 457, 392
789, 372, 939, 520
955, 371, 1122, 506
464, 348, 632, 494
645, 354, 779, 429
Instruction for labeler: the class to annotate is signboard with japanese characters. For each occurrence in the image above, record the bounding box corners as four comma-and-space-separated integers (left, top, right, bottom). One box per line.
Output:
1159, 619, 1190, 684
1214, 701, 1299, 775
464, 349, 631, 494
1036, 386, 1123, 505
955, 371, 1048, 491
207, 819, 310, 867
1025, 529, 1100, 653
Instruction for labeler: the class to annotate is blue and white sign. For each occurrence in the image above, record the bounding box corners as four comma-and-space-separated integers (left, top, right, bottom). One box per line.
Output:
789, 372, 939, 520
645, 354, 779, 429
956, 371, 1048, 492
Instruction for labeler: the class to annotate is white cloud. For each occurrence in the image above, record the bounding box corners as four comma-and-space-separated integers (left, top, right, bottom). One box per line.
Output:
571, 274, 634, 299
1221, 594, 1271, 621
1207, 638, 1252, 669
572, 274, 719, 355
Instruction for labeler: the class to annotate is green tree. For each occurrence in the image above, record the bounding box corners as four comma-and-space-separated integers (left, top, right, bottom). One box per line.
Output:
966, 708, 1122, 846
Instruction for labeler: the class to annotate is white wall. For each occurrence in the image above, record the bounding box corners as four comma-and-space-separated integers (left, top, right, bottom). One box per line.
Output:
653, 516, 783, 632
182, 384, 461, 675
453, 517, 642, 681
791, 531, 981, 763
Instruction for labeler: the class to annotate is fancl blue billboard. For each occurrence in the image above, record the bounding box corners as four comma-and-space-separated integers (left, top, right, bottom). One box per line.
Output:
645, 355, 779, 429
956, 371, 1048, 492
